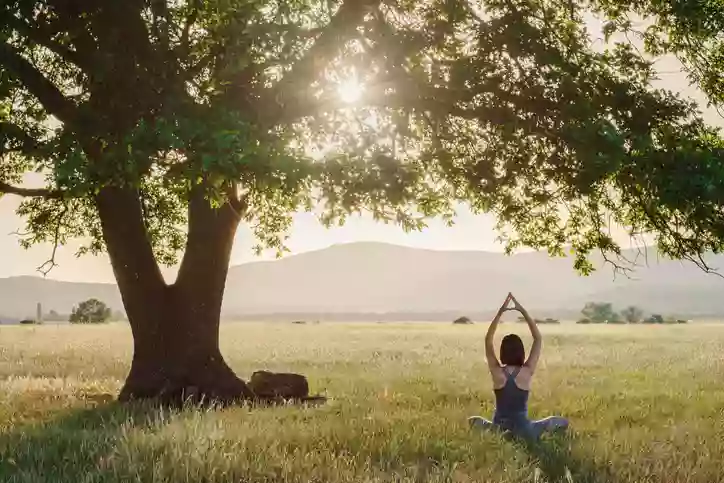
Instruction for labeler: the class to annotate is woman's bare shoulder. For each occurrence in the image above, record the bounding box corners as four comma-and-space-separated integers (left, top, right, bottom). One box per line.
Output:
515, 366, 534, 389
489, 365, 507, 388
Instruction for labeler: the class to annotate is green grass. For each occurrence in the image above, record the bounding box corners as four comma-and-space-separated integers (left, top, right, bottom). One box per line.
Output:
1, 322, 724, 482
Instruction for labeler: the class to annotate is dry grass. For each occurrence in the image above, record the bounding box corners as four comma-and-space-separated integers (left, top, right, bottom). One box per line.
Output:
1, 322, 724, 482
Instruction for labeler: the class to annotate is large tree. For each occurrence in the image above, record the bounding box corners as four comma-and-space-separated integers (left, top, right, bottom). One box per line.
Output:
2, 0, 724, 402
69, 298, 112, 324
581, 301, 617, 324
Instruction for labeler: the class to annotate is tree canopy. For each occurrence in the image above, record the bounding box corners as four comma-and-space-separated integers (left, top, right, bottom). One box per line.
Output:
595, 0, 724, 108
2, 0, 724, 277
592, 0, 724, 270
69, 298, 111, 324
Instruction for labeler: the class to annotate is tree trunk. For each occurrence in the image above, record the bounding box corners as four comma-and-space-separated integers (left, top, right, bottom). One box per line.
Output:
96, 184, 254, 404
117, 285, 255, 404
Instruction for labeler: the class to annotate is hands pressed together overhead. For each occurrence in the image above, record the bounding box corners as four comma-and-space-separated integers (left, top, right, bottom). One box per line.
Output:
486, 292, 542, 371
498, 292, 527, 315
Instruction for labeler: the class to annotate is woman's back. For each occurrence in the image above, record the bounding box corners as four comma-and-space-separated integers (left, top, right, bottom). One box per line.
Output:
494, 366, 529, 416
493, 366, 530, 435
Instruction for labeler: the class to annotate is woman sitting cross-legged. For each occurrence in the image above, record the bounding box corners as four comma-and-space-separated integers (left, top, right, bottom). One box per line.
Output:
469, 292, 568, 440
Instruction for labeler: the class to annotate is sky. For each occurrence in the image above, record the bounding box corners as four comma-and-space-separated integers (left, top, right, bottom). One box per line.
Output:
1, 15, 722, 283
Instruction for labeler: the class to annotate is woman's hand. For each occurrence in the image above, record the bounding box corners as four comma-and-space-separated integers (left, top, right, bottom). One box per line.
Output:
508, 294, 528, 315
510, 294, 525, 313
499, 293, 513, 314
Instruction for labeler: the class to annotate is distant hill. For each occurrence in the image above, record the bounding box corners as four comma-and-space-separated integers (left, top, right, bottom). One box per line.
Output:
2, 242, 724, 320
223, 243, 724, 318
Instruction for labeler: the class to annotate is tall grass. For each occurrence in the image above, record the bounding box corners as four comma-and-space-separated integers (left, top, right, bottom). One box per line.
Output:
1, 322, 723, 482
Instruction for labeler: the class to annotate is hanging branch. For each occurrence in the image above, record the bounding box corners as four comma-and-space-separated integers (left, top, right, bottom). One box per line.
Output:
37, 202, 70, 276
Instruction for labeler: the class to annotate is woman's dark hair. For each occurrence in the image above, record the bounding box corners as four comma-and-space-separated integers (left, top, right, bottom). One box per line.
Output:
500, 334, 525, 366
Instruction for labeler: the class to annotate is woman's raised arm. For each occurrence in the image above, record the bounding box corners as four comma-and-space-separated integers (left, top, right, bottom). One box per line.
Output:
511, 294, 542, 372
485, 293, 512, 370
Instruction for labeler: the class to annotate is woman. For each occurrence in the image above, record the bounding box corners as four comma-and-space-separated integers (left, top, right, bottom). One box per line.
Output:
468, 293, 568, 440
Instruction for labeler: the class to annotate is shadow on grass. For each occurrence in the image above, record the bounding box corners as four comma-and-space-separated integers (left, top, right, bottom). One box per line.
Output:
0, 396, 165, 483
518, 433, 616, 483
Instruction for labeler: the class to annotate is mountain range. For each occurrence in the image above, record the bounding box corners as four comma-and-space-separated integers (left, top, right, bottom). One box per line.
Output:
2, 242, 724, 322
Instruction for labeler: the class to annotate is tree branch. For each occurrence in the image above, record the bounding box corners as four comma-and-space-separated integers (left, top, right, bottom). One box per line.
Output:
0, 42, 79, 126
226, 180, 249, 217
2, 13, 88, 70
0, 181, 64, 199
150, 0, 171, 51
276, 81, 538, 134
683, 252, 724, 279
260, 0, 381, 121
180, 0, 201, 55
0, 122, 40, 155
96, 185, 167, 294
37, 202, 69, 276
86, 2, 163, 82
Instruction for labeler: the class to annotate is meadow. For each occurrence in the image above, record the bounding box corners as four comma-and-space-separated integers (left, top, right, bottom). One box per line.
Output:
1, 321, 723, 483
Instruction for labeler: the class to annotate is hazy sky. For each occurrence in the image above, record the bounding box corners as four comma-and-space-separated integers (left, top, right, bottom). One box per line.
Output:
1, 15, 722, 283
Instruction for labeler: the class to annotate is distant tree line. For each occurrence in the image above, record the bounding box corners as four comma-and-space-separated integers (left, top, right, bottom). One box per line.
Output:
576, 302, 689, 325
15, 301, 690, 326
18, 299, 125, 325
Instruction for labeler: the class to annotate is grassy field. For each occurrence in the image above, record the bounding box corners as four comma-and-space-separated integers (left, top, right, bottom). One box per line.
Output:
1, 322, 724, 483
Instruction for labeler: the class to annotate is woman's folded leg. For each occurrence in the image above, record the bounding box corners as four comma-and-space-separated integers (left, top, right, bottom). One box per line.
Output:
531, 416, 569, 437
468, 416, 496, 430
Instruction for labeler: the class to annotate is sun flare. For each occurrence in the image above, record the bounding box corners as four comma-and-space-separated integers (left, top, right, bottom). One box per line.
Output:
337, 78, 364, 104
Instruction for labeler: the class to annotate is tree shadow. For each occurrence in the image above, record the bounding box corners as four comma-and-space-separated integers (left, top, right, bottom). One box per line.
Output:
0, 391, 330, 482
517, 432, 617, 483
0, 396, 167, 483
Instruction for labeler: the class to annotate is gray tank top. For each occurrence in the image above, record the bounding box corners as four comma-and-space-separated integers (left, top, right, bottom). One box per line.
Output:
493, 366, 529, 418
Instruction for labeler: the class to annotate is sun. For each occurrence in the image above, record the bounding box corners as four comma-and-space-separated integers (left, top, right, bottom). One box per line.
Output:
337, 77, 364, 104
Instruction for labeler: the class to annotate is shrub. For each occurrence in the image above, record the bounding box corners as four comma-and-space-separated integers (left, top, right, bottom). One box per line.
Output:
453, 316, 473, 325
540, 318, 560, 324
19, 319, 39, 325
576, 318, 591, 324
643, 314, 664, 324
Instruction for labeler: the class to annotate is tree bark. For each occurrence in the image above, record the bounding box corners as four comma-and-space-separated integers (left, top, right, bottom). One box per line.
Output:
117, 285, 254, 404
96, 184, 254, 404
